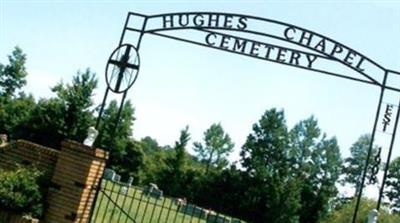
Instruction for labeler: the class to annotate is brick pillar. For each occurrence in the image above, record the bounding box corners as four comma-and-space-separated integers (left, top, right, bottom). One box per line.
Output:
44, 140, 108, 223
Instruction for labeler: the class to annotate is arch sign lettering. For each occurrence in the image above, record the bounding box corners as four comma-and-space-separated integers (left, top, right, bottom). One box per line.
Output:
101, 12, 400, 222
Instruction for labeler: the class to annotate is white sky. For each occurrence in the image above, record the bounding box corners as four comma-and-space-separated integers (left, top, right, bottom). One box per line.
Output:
1, 1, 400, 173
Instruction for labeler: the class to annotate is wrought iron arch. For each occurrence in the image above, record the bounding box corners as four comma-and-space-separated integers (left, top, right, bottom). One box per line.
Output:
141, 12, 384, 85
94, 11, 400, 223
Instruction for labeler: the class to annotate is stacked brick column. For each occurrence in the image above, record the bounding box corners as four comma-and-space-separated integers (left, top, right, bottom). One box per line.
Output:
44, 140, 108, 223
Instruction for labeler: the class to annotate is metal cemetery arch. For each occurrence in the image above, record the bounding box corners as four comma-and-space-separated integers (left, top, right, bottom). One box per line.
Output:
95, 12, 400, 223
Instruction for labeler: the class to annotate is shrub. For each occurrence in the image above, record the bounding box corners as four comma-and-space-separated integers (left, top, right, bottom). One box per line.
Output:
322, 198, 400, 223
0, 167, 44, 218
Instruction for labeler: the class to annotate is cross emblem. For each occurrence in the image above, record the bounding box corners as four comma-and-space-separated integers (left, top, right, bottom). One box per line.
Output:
106, 44, 140, 93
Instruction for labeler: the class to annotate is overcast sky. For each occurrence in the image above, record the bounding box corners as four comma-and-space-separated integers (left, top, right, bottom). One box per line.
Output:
1, 0, 400, 175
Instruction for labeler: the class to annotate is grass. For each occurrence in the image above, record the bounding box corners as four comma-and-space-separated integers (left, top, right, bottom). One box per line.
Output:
91, 180, 241, 223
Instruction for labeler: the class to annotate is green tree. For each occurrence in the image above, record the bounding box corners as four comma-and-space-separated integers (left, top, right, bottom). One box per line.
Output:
0, 47, 28, 98
141, 136, 160, 154
0, 166, 45, 218
111, 140, 145, 184
158, 126, 191, 196
51, 68, 98, 140
193, 123, 234, 173
241, 109, 290, 178
193, 165, 249, 220
20, 98, 66, 148
169, 126, 190, 177
96, 99, 135, 167
0, 47, 34, 139
342, 134, 379, 197
322, 198, 400, 223
138, 137, 169, 185
188, 111, 343, 223
288, 116, 321, 168
288, 117, 342, 222
385, 156, 400, 213
0, 93, 36, 139
19, 70, 98, 148
240, 108, 301, 223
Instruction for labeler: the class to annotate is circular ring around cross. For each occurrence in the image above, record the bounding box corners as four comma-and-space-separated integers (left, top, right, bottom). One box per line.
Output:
105, 44, 140, 93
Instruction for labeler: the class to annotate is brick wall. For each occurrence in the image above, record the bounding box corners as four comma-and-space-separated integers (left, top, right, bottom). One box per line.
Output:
0, 140, 59, 176
0, 139, 108, 223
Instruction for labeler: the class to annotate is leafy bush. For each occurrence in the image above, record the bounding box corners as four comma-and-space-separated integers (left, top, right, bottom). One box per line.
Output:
322, 198, 400, 223
0, 167, 44, 218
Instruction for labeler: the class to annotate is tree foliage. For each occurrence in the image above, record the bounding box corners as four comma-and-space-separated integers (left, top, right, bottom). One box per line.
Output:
240, 108, 301, 223
322, 198, 400, 223
342, 134, 379, 196
110, 140, 145, 184
139, 137, 169, 184
0, 47, 34, 139
96, 99, 135, 172
16, 69, 98, 148
51, 68, 98, 140
0, 93, 36, 138
241, 109, 290, 178
385, 157, 400, 213
193, 123, 234, 173
0, 47, 28, 98
288, 117, 342, 222
0, 166, 45, 218
158, 126, 191, 196
237, 109, 343, 223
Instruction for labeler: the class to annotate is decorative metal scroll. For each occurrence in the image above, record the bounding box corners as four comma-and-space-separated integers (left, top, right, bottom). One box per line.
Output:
93, 11, 400, 223
382, 104, 395, 133
369, 147, 382, 185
